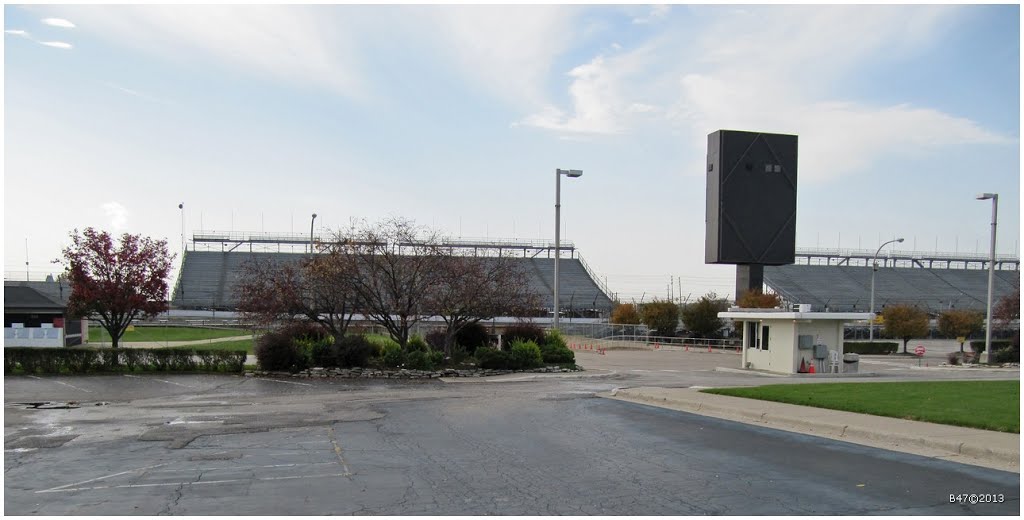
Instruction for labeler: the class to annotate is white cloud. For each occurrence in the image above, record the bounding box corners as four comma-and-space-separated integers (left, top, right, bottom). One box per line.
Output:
102, 81, 171, 105
38, 41, 72, 49
517, 46, 660, 134
632, 5, 670, 25
428, 5, 577, 109
102, 202, 129, 230
664, 5, 1010, 181
43, 5, 367, 98
41, 18, 76, 28
523, 5, 1011, 180
6, 28, 72, 49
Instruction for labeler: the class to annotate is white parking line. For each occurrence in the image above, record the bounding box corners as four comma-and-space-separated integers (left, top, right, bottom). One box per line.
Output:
150, 462, 335, 473
257, 378, 312, 387
37, 472, 350, 493
37, 462, 173, 493
25, 375, 93, 393
123, 374, 196, 388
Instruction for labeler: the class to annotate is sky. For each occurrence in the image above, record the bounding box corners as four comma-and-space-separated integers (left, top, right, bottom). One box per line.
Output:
3, 3, 1021, 302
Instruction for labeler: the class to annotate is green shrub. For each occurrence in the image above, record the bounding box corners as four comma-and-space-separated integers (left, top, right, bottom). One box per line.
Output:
541, 329, 575, 363
255, 328, 310, 372
366, 334, 400, 352
540, 343, 575, 364
447, 343, 470, 364
406, 350, 444, 371
509, 340, 543, 370
456, 322, 491, 353
843, 342, 899, 355
337, 335, 377, 368
3, 347, 246, 374
302, 337, 337, 367
424, 330, 447, 351
407, 335, 430, 352
474, 347, 512, 369
992, 346, 1020, 364
380, 342, 406, 368
503, 323, 546, 345
947, 352, 962, 365
970, 340, 1012, 355
149, 348, 199, 371
544, 329, 568, 350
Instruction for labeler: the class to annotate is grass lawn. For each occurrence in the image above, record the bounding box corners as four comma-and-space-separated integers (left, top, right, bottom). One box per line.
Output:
157, 338, 254, 354
365, 333, 400, 349
90, 326, 250, 342
702, 381, 1019, 433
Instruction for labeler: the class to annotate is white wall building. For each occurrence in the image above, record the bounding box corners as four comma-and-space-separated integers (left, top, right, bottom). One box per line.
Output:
719, 309, 871, 374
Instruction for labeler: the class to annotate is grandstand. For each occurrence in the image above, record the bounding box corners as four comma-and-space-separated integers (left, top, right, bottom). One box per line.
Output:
765, 249, 1020, 313
171, 232, 615, 316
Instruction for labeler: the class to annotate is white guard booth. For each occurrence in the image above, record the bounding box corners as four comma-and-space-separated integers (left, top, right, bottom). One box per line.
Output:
718, 308, 871, 374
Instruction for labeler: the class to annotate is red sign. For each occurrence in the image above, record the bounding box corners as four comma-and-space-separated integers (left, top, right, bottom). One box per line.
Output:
914, 345, 926, 356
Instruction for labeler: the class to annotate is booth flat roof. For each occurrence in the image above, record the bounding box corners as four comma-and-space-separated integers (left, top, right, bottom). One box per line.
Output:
718, 310, 871, 321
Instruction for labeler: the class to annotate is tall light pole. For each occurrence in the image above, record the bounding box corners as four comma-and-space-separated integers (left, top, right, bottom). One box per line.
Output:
977, 193, 998, 363
869, 237, 904, 341
310, 213, 318, 254
178, 203, 185, 257
554, 168, 582, 330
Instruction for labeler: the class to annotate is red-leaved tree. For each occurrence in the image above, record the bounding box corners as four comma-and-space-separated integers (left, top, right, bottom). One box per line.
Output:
58, 228, 173, 348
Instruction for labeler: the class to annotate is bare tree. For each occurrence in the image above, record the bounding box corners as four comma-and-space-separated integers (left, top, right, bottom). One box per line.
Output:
429, 254, 539, 355
235, 250, 358, 340
337, 217, 446, 348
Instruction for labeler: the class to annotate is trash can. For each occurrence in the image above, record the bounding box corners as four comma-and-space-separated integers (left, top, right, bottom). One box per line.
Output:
842, 353, 859, 374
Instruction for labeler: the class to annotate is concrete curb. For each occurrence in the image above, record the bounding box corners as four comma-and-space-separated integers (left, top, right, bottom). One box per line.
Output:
602, 387, 1019, 473
441, 369, 616, 384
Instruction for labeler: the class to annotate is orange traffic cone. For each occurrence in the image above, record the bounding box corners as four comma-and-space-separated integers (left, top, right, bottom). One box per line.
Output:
808, 363, 816, 374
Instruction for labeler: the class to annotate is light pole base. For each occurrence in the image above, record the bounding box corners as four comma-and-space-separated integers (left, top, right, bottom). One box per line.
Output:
979, 351, 990, 365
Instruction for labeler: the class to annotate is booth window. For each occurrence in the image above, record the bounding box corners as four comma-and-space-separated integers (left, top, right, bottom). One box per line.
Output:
745, 322, 758, 349
760, 325, 770, 351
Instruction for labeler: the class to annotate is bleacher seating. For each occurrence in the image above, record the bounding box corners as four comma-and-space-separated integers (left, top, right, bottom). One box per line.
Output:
171, 251, 613, 313
764, 264, 1019, 313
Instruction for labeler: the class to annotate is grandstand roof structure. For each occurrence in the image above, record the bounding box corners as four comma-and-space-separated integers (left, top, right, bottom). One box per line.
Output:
172, 232, 615, 315
764, 249, 1020, 313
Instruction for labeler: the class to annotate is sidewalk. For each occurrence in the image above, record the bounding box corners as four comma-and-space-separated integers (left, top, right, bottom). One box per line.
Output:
98, 335, 254, 348
601, 386, 1019, 473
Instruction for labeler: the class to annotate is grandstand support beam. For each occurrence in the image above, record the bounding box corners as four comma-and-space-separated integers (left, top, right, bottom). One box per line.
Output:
736, 265, 764, 301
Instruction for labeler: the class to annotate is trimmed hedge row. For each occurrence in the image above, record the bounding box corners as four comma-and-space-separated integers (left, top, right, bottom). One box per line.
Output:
843, 342, 899, 355
969, 340, 1019, 364
4, 347, 247, 375
969, 340, 1013, 353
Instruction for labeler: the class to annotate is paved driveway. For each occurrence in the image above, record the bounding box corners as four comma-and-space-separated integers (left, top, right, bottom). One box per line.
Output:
4, 368, 1019, 515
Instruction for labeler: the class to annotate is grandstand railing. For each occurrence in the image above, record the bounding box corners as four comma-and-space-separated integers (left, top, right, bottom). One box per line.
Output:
576, 253, 613, 302
795, 247, 1019, 270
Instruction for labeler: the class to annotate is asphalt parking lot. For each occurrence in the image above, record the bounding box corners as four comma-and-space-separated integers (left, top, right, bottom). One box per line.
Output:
5, 351, 1019, 515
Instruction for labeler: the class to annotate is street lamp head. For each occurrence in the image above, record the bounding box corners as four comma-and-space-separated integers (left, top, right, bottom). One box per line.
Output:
558, 168, 583, 178
896, 238, 904, 243
312, 213, 318, 219
976, 193, 997, 200
178, 203, 183, 209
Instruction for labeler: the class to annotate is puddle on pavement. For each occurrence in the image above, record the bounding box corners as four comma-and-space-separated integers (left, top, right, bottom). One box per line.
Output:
10, 401, 109, 410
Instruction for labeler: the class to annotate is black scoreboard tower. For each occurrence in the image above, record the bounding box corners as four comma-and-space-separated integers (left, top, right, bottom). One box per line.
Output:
705, 130, 798, 300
